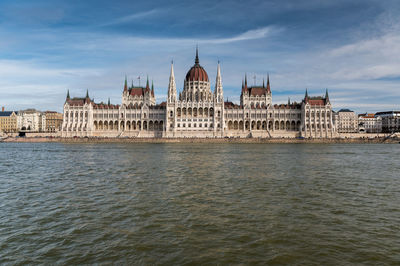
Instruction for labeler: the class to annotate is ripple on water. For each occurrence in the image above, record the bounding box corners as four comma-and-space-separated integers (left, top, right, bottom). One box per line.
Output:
0, 143, 400, 264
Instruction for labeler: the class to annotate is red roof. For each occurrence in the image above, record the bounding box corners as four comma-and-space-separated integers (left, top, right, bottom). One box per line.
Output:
185, 64, 209, 82
308, 99, 326, 106
67, 97, 91, 106
304, 95, 329, 106
130, 88, 145, 96
249, 87, 267, 96
93, 103, 119, 109
224, 101, 240, 109
361, 113, 375, 118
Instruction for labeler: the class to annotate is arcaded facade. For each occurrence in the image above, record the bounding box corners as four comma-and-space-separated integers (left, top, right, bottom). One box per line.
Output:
62, 49, 335, 138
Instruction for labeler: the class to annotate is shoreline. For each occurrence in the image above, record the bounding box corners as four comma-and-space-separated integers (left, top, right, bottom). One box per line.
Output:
2, 136, 399, 144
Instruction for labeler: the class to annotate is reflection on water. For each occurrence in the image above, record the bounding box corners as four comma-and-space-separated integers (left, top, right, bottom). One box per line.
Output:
1, 143, 400, 264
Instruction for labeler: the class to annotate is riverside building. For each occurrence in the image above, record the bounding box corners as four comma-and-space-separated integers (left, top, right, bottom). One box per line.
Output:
375, 111, 400, 133
17, 109, 46, 132
0, 107, 18, 133
358, 113, 382, 133
62, 49, 335, 138
44, 111, 63, 132
334, 109, 359, 133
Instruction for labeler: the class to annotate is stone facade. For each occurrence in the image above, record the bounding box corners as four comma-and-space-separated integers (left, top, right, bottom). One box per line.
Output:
375, 111, 400, 133
17, 109, 46, 132
62, 50, 336, 138
44, 111, 63, 132
0, 109, 18, 133
334, 109, 359, 133
358, 113, 382, 133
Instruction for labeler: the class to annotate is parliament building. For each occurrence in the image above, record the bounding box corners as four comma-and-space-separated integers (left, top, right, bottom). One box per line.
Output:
61, 49, 335, 138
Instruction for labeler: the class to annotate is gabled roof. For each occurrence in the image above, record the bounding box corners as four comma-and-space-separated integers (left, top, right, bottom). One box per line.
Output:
338, 108, 353, 112
93, 103, 119, 109
304, 94, 330, 106
248, 87, 268, 96
273, 103, 301, 109
224, 101, 240, 109
0, 111, 16, 117
66, 97, 92, 106
129, 87, 146, 97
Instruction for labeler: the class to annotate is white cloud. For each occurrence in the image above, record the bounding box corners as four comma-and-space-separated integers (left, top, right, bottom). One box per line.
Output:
326, 34, 400, 80
100, 9, 161, 27
203, 27, 278, 44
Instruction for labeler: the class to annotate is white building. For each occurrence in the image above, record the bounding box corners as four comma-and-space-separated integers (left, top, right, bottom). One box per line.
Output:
358, 113, 382, 133
334, 109, 358, 133
375, 111, 400, 133
17, 109, 46, 132
62, 49, 335, 138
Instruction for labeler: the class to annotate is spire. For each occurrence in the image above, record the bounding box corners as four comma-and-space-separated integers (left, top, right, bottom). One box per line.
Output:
242, 74, 248, 94
108, 98, 110, 105
124, 75, 128, 92
66, 89, 70, 100
305, 88, 309, 99
151, 80, 154, 96
86, 89, 89, 99
168, 61, 177, 103
170, 60, 175, 80
131, 79, 133, 88
263, 78, 265, 88
215, 61, 223, 102
195, 46, 199, 65
266, 73, 271, 93
325, 88, 329, 100
288, 97, 291, 105
146, 75, 149, 90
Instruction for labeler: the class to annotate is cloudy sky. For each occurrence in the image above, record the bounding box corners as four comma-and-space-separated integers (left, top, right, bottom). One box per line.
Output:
0, 0, 399, 113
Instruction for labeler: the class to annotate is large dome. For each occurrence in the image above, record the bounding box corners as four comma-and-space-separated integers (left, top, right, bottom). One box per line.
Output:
185, 49, 209, 82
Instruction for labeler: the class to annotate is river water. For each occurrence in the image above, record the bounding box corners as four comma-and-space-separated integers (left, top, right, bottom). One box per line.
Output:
0, 143, 399, 264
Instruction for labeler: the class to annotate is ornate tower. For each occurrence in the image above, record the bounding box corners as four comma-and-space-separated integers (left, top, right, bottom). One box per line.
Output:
181, 47, 211, 102
168, 61, 177, 103
214, 61, 223, 103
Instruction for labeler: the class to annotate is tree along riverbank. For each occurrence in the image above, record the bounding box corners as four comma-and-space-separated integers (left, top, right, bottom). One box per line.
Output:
2, 136, 400, 144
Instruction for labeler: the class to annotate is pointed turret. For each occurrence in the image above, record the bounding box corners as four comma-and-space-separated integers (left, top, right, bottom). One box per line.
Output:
215, 61, 223, 103
66, 90, 70, 100
86, 89, 89, 99
325, 88, 329, 102
168, 61, 177, 103
288, 97, 291, 105
241, 74, 248, 95
263, 78, 265, 88
195, 46, 199, 65
124, 75, 128, 92
108, 98, 110, 105
146, 75, 150, 91
266, 74, 271, 93
151, 80, 155, 97
305, 88, 309, 99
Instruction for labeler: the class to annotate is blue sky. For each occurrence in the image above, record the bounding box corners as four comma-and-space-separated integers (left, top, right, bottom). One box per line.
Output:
0, 0, 399, 113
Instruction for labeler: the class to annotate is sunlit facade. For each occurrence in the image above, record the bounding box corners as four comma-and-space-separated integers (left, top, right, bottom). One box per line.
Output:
62, 49, 335, 138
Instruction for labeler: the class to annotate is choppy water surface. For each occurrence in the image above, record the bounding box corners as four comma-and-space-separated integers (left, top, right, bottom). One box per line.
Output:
1, 143, 400, 264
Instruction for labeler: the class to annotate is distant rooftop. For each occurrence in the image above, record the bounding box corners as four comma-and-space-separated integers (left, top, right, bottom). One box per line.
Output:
0, 111, 16, 117
338, 109, 354, 113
